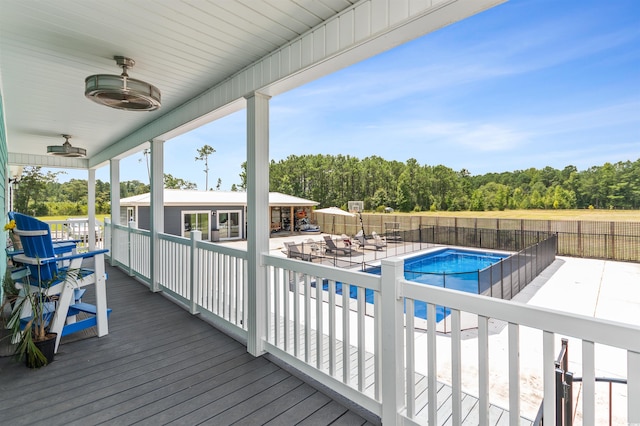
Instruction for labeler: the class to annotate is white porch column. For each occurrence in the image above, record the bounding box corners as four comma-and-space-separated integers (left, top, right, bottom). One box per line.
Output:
88, 168, 96, 251
110, 159, 120, 266
150, 140, 164, 292
380, 258, 405, 424
246, 92, 270, 356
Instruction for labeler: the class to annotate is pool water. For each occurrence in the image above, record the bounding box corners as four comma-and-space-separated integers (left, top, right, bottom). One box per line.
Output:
321, 248, 508, 322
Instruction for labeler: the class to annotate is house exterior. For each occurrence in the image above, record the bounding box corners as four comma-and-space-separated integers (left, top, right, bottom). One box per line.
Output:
120, 189, 318, 241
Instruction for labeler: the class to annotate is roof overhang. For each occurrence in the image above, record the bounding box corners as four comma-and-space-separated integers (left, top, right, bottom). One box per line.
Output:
120, 190, 318, 207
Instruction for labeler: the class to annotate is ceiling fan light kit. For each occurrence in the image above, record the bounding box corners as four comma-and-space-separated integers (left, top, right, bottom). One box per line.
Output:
47, 135, 87, 158
85, 56, 161, 111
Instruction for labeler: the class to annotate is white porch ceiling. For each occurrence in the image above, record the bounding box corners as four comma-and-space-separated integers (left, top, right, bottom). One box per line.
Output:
0, 0, 505, 170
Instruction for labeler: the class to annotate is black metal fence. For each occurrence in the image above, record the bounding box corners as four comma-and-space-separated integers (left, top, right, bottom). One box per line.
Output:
314, 214, 640, 262
478, 234, 557, 299
418, 225, 554, 252
400, 227, 557, 301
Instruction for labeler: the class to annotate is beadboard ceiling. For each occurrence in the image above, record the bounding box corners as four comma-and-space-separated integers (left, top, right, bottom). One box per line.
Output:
0, 0, 503, 170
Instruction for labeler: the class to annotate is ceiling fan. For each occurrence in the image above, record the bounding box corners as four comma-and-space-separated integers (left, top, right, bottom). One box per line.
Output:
85, 56, 161, 111
47, 134, 87, 158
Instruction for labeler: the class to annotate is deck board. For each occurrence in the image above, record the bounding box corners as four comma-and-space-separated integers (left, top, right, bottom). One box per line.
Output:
0, 264, 371, 426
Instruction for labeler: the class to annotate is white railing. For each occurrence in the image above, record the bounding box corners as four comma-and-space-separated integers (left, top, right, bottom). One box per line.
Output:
396, 257, 640, 425
104, 221, 151, 281
259, 255, 640, 425
263, 255, 383, 415
106, 222, 248, 339
44, 218, 105, 251
105, 222, 640, 425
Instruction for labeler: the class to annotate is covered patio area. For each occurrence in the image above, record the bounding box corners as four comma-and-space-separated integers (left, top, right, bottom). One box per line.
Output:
2, 1, 639, 425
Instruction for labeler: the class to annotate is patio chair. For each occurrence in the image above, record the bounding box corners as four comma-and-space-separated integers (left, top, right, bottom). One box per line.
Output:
354, 230, 386, 250
283, 241, 320, 262
323, 235, 354, 256
11, 212, 111, 352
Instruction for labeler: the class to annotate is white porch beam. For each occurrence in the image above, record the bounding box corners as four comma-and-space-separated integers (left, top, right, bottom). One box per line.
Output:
150, 140, 164, 293
89, 0, 505, 167
246, 92, 270, 356
8, 152, 88, 169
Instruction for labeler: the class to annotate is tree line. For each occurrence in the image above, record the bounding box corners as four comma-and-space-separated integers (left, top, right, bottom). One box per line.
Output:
263, 155, 640, 212
12, 168, 200, 216
12, 156, 640, 217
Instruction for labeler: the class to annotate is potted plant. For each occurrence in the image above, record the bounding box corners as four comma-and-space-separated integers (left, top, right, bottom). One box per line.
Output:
0, 269, 78, 368
2, 268, 19, 309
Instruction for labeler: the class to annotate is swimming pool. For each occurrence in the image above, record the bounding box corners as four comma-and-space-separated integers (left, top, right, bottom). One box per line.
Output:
322, 248, 508, 322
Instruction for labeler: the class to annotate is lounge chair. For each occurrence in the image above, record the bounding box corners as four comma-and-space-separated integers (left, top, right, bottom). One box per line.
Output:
11, 212, 111, 352
283, 241, 321, 262
354, 231, 386, 250
323, 235, 354, 256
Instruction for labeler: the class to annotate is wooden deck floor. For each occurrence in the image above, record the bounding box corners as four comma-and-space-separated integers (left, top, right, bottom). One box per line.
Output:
0, 264, 374, 426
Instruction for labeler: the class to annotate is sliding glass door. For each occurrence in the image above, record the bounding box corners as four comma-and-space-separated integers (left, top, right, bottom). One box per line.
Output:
182, 211, 210, 241
217, 210, 242, 240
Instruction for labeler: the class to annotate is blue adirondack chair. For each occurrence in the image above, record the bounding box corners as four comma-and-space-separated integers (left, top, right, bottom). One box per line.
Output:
11, 212, 111, 352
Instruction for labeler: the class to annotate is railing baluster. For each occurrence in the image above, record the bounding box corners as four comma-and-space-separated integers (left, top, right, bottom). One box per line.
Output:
316, 274, 323, 370
451, 309, 462, 425
304, 274, 311, 363
274, 266, 281, 346
357, 286, 365, 392
265, 265, 272, 342
478, 315, 489, 426
629, 350, 640, 424
582, 340, 595, 426
543, 331, 556, 424
508, 322, 520, 425
406, 298, 415, 418
343, 283, 351, 384
284, 270, 290, 352
374, 290, 381, 401
222, 253, 228, 319
294, 271, 300, 358
329, 280, 336, 377
427, 302, 437, 426
237, 257, 243, 325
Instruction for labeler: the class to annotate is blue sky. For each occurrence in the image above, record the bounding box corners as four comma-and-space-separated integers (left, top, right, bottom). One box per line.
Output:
64, 0, 639, 190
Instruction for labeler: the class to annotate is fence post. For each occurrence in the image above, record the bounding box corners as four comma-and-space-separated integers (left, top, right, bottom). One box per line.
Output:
380, 258, 405, 424
500, 260, 504, 299
128, 221, 137, 276
454, 217, 458, 246
577, 221, 582, 257
489, 263, 493, 297
610, 221, 616, 260
189, 230, 202, 315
